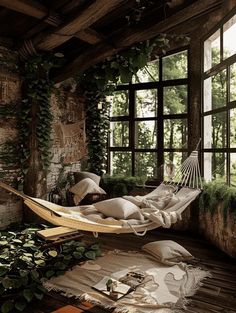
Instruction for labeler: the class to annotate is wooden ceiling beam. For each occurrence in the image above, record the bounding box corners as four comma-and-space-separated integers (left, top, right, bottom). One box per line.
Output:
75, 28, 105, 44
0, 0, 47, 19
54, 0, 222, 82
33, 0, 127, 51
0, 0, 61, 26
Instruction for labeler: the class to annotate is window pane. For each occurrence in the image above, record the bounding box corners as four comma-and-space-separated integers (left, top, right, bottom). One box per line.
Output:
204, 30, 220, 71
110, 151, 132, 176
110, 121, 129, 147
163, 85, 187, 114
110, 91, 129, 116
204, 70, 227, 112
164, 119, 187, 149
164, 152, 188, 181
223, 14, 236, 59
203, 112, 227, 148
230, 63, 236, 102
230, 108, 236, 148
204, 152, 226, 183
135, 120, 157, 148
135, 152, 157, 178
133, 60, 159, 83
135, 89, 157, 117
162, 50, 187, 80
230, 153, 236, 187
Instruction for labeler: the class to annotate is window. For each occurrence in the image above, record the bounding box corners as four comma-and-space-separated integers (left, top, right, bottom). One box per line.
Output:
202, 11, 236, 186
108, 50, 189, 180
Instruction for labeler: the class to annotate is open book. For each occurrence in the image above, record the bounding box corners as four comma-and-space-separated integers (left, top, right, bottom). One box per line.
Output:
93, 271, 145, 301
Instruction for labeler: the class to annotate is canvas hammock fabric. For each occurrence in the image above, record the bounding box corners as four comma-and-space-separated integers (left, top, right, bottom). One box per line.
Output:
0, 150, 202, 235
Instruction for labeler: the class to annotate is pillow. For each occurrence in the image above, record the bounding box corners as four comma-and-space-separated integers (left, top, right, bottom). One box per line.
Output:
94, 197, 141, 220
74, 172, 101, 186
69, 178, 106, 205
142, 240, 193, 265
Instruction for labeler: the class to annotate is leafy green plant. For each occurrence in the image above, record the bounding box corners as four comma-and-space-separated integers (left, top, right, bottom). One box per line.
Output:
100, 175, 146, 197
0, 224, 101, 313
199, 181, 236, 223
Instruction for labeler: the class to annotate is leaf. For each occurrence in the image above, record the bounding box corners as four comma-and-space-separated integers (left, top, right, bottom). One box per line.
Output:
2, 277, 13, 289
34, 292, 44, 300
1, 300, 14, 313
12, 239, 22, 244
15, 300, 27, 312
45, 270, 55, 278
0, 241, 8, 246
73, 251, 82, 260
90, 244, 100, 251
23, 289, 33, 302
31, 269, 39, 280
84, 251, 96, 260
48, 250, 58, 257
34, 259, 45, 266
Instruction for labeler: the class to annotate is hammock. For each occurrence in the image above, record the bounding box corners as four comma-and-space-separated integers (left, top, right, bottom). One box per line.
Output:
0, 149, 202, 235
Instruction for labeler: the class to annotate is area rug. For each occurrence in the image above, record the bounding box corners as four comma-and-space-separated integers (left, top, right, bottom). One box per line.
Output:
44, 250, 211, 313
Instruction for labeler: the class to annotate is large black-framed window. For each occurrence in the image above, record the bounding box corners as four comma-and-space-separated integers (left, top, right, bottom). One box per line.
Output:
108, 48, 189, 180
202, 10, 236, 186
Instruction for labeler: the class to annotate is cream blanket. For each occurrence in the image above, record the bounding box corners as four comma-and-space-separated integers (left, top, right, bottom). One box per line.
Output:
44, 250, 210, 313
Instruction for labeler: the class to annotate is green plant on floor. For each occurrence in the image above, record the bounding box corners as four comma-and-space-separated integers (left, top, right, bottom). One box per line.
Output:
199, 181, 236, 223
0, 224, 101, 313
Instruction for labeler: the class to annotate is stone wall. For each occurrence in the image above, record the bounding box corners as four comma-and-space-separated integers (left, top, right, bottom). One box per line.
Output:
0, 46, 23, 228
47, 83, 87, 202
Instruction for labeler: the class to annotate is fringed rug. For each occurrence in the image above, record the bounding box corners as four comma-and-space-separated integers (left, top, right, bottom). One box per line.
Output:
44, 250, 211, 313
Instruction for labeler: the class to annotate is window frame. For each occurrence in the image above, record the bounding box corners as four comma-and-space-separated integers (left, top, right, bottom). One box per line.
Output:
108, 47, 190, 179
201, 8, 236, 185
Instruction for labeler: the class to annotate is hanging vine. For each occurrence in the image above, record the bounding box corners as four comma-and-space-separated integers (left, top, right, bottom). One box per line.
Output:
77, 34, 178, 175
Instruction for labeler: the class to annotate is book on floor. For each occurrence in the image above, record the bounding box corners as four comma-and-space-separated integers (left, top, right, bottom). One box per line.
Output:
92, 271, 146, 301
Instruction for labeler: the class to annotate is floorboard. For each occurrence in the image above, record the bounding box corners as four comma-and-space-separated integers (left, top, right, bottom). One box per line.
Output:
30, 229, 236, 313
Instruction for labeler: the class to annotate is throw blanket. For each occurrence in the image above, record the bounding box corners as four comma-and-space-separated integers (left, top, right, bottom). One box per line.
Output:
123, 186, 201, 228
44, 250, 210, 313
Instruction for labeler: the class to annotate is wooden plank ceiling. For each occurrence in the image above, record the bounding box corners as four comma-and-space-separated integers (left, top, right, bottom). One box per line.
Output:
0, 0, 223, 82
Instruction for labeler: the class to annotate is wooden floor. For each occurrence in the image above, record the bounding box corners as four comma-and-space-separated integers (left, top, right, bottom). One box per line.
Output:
29, 229, 236, 313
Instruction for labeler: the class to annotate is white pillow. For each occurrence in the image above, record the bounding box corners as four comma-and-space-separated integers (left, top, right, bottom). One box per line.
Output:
142, 240, 193, 265
74, 171, 101, 186
94, 197, 141, 220
69, 178, 106, 205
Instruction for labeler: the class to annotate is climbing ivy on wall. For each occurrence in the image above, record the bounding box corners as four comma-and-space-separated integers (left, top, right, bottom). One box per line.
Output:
20, 55, 57, 174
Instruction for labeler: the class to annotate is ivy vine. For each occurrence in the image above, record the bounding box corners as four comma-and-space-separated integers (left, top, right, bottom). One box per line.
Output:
77, 34, 172, 175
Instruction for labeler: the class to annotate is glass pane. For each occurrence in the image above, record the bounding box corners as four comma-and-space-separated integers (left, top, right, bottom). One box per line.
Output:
162, 50, 187, 80
133, 59, 159, 83
163, 85, 187, 114
135, 89, 157, 117
109, 91, 129, 117
164, 119, 187, 149
164, 152, 188, 181
223, 14, 236, 59
110, 151, 132, 176
204, 70, 227, 112
230, 153, 236, 187
230, 108, 236, 148
110, 121, 129, 147
230, 63, 236, 102
135, 152, 157, 178
204, 30, 220, 71
203, 112, 227, 148
204, 152, 226, 183
135, 120, 157, 148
